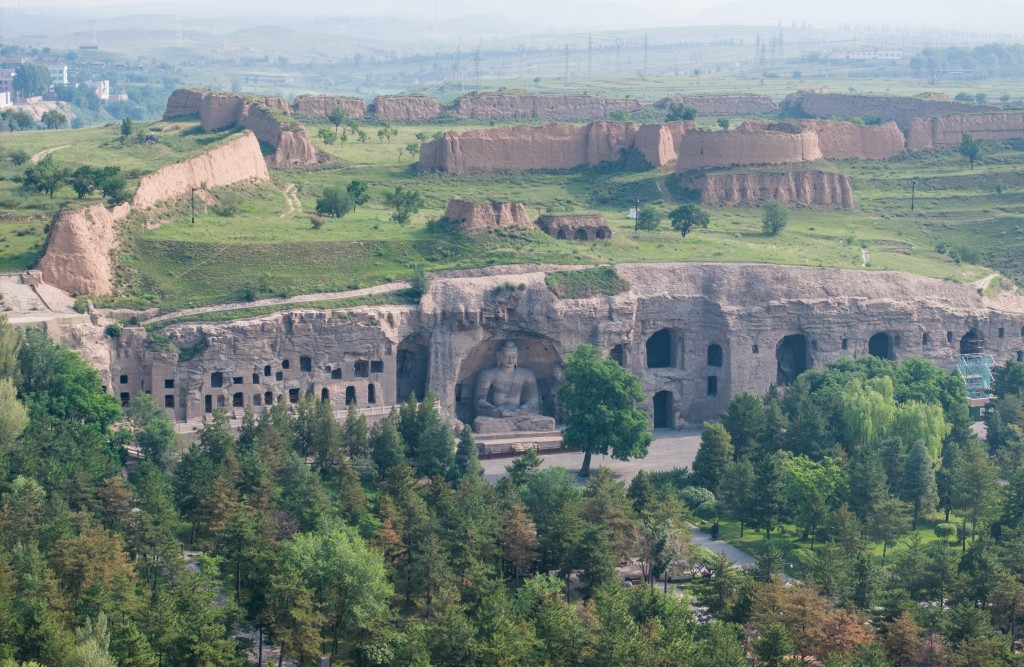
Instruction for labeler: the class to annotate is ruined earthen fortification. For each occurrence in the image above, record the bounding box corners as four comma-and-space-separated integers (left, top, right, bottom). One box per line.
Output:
292, 95, 367, 119
371, 95, 443, 121
654, 95, 778, 115
37, 132, 270, 296
676, 122, 823, 172
907, 113, 1024, 150
783, 91, 1001, 128
794, 119, 906, 160
684, 171, 855, 208
455, 93, 642, 121
443, 200, 532, 231
419, 121, 693, 174
100, 263, 1024, 429
535, 215, 612, 240
163, 89, 318, 168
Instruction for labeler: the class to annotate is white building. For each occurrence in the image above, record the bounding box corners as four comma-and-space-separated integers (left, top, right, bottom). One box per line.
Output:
45, 65, 68, 86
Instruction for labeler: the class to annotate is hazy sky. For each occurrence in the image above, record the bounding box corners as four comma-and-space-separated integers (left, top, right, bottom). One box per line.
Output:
5, 0, 1024, 33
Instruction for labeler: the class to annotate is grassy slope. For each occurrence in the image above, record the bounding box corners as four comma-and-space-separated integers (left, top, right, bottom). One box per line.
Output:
0, 119, 239, 272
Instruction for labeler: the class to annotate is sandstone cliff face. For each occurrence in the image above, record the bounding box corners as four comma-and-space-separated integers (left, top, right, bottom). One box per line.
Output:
241, 105, 318, 168
132, 132, 270, 209
676, 123, 823, 172
654, 95, 778, 115
907, 113, 1024, 150
163, 89, 206, 119
292, 95, 367, 119
783, 91, 1000, 128
260, 97, 291, 115
444, 200, 532, 231
39, 133, 270, 296
199, 93, 248, 132
686, 170, 855, 208
37, 203, 130, 295
419, 121, 689, 174
372, 95, 442, 121
455, 93, 642, 121
795, 119, 906, 159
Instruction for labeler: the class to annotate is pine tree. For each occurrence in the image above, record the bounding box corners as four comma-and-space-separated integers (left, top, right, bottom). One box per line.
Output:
450, 426, 482, 485
901, 441, 938, 530
848, 446, 887, 522
691, 422, 734, 493
371, 416, 407, 478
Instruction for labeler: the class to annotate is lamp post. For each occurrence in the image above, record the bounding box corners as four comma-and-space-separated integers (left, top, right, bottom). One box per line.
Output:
634, 198, 640, 232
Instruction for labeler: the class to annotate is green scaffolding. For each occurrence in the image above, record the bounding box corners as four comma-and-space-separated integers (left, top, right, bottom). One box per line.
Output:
957, 353, 995, 399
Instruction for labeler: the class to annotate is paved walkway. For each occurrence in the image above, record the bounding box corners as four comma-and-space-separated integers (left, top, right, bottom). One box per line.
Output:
141, 281, 410, 325
480, 427, 702, 484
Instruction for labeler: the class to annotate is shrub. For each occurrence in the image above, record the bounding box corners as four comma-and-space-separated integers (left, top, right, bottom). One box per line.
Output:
310, 214, 326, 229
9, 149, 29, 165
316, 186, 354, 218
104, 323, 123, 338
680, 486, 715, 510
212, 191, 241, 217
609, 109, 631, 122
409, 266, 430, 297
636, 205, 661, 231
666, 103, 697, 121
934, 523, 958, 541
762, 201, 789, 236
73, 296, 89, 314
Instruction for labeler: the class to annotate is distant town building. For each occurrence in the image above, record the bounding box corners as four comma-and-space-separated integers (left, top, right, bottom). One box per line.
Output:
93, 80, 110, 101
834, 49, 904, 61
0, 68, 14, 96
0, 91, 11, 108
45, 64, 68, 86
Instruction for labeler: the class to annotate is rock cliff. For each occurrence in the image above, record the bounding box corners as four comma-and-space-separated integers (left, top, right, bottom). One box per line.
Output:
783, 91, 1000, 128
454, 93, 642, 121
292, 95, 367, 119
132, 132, 270, 209
676, 122, 823, 172
443, 200, 532, 231
37, 203, 130, 296
535, 215, 611, 240
241, 105, 318, 168
685, 170, 855, 208
654, 95, 778, 115
38, 132, 270, 296
162, 88, 206, 118
372, 95, 443, 121
906, 113, 1024, 150
795, 119, 906, 160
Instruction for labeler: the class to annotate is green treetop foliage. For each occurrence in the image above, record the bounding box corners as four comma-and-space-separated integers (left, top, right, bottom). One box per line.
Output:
326, 106, 348, 132
316, 186, 354, 218
669, 203, 711, 237
559, 344, 652, 476
14, 62, 51, 97
761, 201, 789, 236
666, 102, 697, 121
635, 205, 661, 231
959, 132, 982, 169
383, 186, 424, 225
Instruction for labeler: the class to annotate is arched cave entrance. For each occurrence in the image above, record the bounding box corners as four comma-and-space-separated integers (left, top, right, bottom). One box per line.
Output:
596, 228, 611, 240
321, 387, 330, 401
454, 336, 561, 426
707, 344, 723, 367
573, 229, 589, 241
396, 335, 429, 404
776, 334, 809, 385
868, 332, 895, 360
556, 229, 567, 240
960, 330, 984, 355
345, 386, 357, 405
646, 329, 683, 369
610, 344, 627, 367
653, 390, 674, 429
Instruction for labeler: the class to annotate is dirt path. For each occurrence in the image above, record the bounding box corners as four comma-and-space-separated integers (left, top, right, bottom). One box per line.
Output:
280, 183, 302, 218
655, 177, 672, 202
141, 280, 411, 325
30, 145, 69, 163
973, 272, 1000, 291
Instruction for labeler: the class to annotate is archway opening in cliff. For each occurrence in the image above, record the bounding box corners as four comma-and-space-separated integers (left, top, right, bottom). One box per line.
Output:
776, 334, 808, 385
557, 229, 567, 240
610, 344, 627, 367
653, 390, 674, 428
573, 229, 589, 241
646, 329, 682, 369
345, 386, 357, 405
455, 335, 561, 426
707, 344, 723, 367
869, 333, 895, 360
596, 228, 611, 240
960, 330, 984, 355
397, 335, 430, 404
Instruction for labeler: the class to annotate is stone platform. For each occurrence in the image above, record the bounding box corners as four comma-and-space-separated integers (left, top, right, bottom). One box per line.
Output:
475, 430, 565, 459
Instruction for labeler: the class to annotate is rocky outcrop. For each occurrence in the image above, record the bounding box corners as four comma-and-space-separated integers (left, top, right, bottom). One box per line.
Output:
293, 95, 367, 119
783, 91, 1000, 128
420, 121, 691, 174
654, 95, 778, 115
162, 89, 317, 168
795, 119, 906, 160
37, 203, 130, 296
907, 113, 1024, 150
132, 132, 270, 209
38, 133, 270, 296
685, 170, 855, 208
455, 93, 642, 121
443, 200, 532, 231
535, 215, 612, 240
162, 89, 207, 118
676, 122, 823, 172
372, 95, 442, 121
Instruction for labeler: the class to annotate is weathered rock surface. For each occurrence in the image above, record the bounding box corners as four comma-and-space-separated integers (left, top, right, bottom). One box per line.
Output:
676, 122, 823, 171
685, 170, 855, 208
783, 91, 1000, 128
292, 95, 367, 119
372, 95, 443, 121
162, 88, 206, 118
132, 132, 270, 209
535, 215, 611, 240
420, 121, 691, 174
37, 203, 130, 296
455, 93, 642, 121
241, 105, 318, 168
444, 200, 532, 231
654, 95, 778, 115
907, 112, 1024, 150
95, 263, 1024, 428
39, 133, 270, 296
795, 119, 906, 160
199, 93, 248, 132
